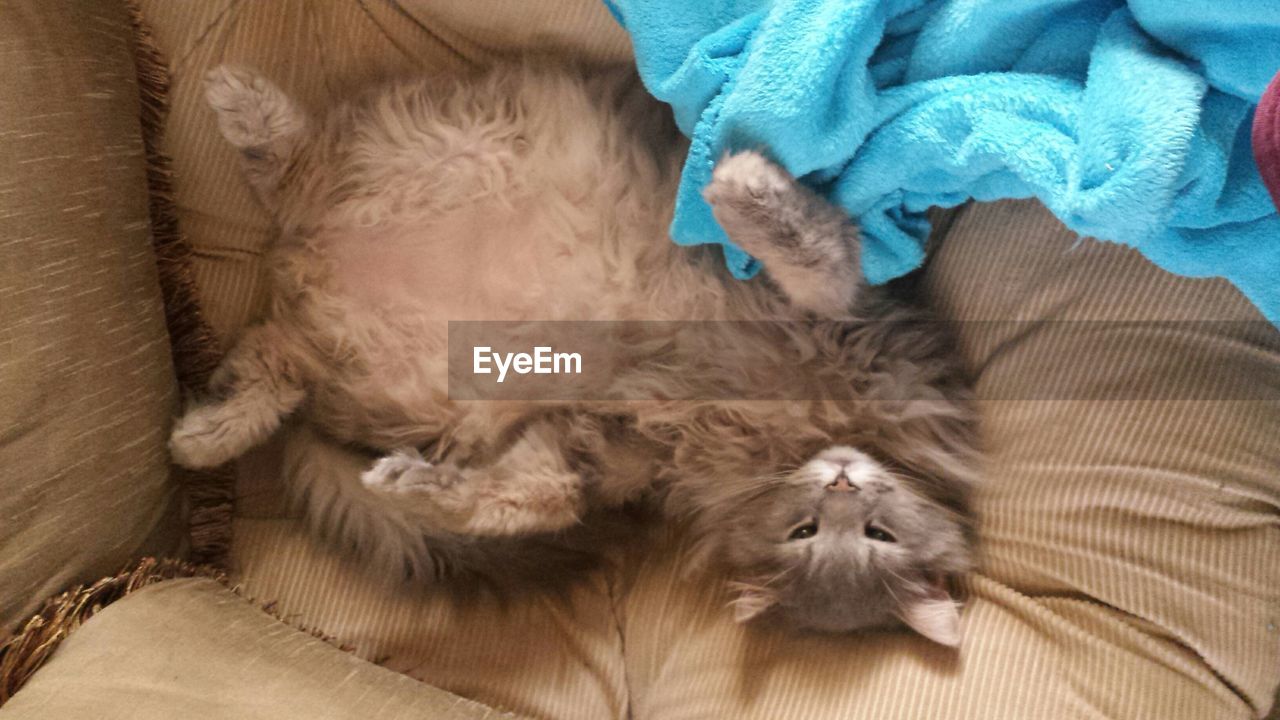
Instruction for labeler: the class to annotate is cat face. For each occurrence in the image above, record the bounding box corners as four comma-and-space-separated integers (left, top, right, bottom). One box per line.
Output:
721, 446, 971, 646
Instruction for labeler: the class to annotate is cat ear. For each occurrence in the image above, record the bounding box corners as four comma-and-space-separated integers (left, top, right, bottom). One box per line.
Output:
728, 584, 777, 624
898, 577, 962, 647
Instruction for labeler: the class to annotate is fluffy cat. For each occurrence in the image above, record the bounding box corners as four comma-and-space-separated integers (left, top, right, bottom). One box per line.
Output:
172, 62, 979, 645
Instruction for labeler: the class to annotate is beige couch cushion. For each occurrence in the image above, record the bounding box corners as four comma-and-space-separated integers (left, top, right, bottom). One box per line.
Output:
131, 1, 1279, 717
0, 0, 182, 632
620, 200, 1280, 719
0, 578, 504, 719
231, 517, 628, 720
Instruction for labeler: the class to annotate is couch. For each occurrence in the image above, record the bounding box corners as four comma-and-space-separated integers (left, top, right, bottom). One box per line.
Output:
1, 1, 1277, 718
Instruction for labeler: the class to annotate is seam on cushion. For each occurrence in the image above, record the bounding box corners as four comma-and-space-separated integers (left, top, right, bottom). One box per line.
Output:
361, 0, 479, 69
170, 0, 243, 75
383, 0, 483, 65
302, 2, 336, 100
604, 563, 634, 720
969, 575, 1255, 718
1020, 587, 1264, 717
190, 245, 265, 260
353, 0, 422, 66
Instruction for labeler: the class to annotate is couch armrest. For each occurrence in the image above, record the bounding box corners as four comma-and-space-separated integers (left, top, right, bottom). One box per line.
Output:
0, 579, 506, 719
0, 0, 183, 631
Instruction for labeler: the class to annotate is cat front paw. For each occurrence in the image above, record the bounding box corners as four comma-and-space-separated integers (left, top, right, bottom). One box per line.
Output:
169, 404, 239, 469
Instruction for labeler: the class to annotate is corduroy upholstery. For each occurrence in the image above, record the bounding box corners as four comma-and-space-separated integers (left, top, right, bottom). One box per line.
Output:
1, 1, 1276, 718
129, 2, 1280, 717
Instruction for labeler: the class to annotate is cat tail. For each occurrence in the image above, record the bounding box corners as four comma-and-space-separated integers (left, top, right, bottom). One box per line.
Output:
282, 423, 626, 592
204, 65, 310, 210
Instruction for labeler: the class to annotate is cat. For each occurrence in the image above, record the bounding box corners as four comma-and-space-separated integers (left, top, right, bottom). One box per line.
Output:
171, 62, 980, 646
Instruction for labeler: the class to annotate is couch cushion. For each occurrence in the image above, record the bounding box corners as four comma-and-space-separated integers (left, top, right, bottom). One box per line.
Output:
129, 0, 1280, 716
0, 0, 183, 632
619, 200, 1280, 719
227, 513, 628, 720
0, 578, 503, 719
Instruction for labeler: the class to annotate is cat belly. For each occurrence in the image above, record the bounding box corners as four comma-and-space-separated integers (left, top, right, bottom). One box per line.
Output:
324, 195, 611, 322
300, 194, 619, 449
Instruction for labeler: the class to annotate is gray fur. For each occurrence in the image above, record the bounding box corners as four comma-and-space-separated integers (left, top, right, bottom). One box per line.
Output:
172, 62, 980, 645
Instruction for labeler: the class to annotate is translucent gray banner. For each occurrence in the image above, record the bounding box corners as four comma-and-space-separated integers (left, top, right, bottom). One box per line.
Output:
447, 321, 1280, 401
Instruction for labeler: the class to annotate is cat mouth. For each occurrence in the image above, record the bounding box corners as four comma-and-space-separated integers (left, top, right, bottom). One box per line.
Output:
826, 473, 858, 491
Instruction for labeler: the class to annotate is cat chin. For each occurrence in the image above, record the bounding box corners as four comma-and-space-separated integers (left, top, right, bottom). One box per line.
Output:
765, 603, 963, 648
729, 571, 964, 648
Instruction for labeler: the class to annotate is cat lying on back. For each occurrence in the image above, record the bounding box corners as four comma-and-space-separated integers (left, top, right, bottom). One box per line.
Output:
171, 62, 980, 645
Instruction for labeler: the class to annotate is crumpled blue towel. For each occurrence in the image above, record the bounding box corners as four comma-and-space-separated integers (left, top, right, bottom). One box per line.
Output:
603, 0, 1280, 324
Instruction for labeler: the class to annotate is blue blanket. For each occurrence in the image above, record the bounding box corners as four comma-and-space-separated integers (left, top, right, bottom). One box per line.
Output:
603, 0, 1280, 324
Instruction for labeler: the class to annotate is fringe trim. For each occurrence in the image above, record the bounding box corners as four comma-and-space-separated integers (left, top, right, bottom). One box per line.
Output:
0, 559, 356, 708
124, 0, 235, 567
0, 559, 224, 705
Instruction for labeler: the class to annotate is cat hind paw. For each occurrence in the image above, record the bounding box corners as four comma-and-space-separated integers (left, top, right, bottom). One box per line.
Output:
704, 150, 793, 212
703, 151, 799, 258
361, 450, 457, 495
204, 65, 304, 150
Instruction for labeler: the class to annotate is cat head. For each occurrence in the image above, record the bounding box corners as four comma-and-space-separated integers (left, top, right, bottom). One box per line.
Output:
710, 445, 973, 646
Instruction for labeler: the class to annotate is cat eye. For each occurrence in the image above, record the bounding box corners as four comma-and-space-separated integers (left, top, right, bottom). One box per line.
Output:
787, 521, 819, 541
864, 525, 896, 543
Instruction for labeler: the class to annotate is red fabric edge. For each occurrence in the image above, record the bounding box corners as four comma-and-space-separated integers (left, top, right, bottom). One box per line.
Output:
1253, 69, 1280, 214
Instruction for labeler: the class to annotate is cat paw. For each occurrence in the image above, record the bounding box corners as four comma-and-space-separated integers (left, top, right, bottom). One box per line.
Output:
361, 450, 458, 495
169, 404, 239, 469
204, 65, 304, 150
207, 362, 235, 394
703, 151, 799, 257
704, 150, 793, 212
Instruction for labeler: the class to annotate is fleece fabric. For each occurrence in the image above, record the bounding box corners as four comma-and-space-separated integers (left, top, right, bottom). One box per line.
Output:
603, 0, 1280, 325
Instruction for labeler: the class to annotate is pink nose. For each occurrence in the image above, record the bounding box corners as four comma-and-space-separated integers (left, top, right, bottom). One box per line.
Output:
827, 474, 857, 492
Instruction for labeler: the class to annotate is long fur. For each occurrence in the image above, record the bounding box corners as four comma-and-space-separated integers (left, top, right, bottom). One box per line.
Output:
171, 61, 981, 638
282, 423, 626, 591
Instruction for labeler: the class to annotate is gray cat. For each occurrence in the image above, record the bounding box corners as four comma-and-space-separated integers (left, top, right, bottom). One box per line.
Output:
172, 62, 980, 646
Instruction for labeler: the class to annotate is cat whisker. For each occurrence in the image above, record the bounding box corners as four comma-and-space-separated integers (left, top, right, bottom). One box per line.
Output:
711, 470, 797, 500
879, 576, 904, 606
762, 565, 799, 588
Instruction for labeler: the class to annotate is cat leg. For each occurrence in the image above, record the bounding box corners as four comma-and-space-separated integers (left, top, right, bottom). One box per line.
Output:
204, 65, 309, 207
703, 150, 862, 317
170, 322, 306, 468
361, 422, 584, 537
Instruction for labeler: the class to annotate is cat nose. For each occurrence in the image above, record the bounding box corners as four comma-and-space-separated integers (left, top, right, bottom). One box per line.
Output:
826, 473, 858, 492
